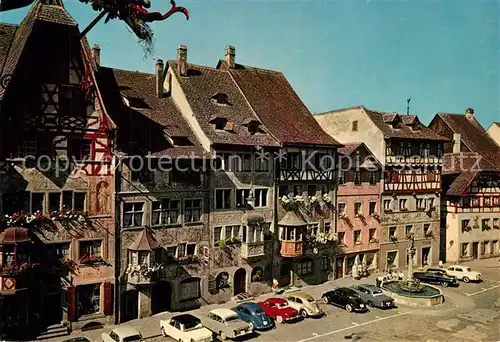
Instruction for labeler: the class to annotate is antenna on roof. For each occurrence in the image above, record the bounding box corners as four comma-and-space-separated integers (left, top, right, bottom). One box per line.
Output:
406, 98, 411, 115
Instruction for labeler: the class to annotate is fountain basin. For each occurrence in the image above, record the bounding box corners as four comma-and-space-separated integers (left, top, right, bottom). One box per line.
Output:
381, 281, 444, 307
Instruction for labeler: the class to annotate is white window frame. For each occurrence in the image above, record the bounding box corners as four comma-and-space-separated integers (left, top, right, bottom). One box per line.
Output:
215, 189, 232, 210
254, 188, 268, 208
123, 202, 145, 228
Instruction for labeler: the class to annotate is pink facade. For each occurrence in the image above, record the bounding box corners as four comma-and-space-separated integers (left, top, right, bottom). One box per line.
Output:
334, 144, 381, 278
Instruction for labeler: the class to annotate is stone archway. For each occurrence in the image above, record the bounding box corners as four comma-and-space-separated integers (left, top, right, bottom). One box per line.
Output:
151, 281, 172, 315
233, 268, 247, 295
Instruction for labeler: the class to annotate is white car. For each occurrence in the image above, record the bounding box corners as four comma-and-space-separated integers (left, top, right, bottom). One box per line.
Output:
446, 265, 482, 283
160, 314, 213, 342
200, 308, 253, 340
285, 292, 323, 317
102, 326, 143, 342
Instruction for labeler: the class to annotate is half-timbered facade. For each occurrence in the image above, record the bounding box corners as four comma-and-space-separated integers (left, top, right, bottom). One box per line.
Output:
217, 51, 341, 286
429, 109, 500, 262
0, 1, 115, 338
335, 143, 382, 278
315, 106, 448, 272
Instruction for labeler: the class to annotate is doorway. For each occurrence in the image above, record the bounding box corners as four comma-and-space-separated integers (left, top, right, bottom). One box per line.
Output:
122, 290, 138, 323
233, 268, 247, 295
151, 281, 172, 315
335, 257, 344, 279
280, 262, 291, 287
472, 242, 479, 259
43, 285, 63, 325
421, 247, 431, 266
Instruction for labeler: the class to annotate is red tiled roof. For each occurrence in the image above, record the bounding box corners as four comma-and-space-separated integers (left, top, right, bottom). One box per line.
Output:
338, 143, 362, 156
97, 67, 206, 158
435, 113, 500, 169
218, 61, 341, 147
168, 61, 280, 148
446, 171, 479, 196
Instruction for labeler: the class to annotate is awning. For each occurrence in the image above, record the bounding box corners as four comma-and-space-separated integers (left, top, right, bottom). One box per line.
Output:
0, 227, 30, 244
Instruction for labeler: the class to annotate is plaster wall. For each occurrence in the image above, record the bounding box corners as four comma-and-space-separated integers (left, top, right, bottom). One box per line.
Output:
486, 124, 500, 147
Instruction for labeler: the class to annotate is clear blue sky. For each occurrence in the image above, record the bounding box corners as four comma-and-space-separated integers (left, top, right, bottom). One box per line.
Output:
1, 0, 499, 128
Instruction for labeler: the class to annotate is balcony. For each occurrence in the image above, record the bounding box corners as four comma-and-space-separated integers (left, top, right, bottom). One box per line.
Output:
280, 240, 303, 258
241, 241, 266, 259
127, 272, 156, 285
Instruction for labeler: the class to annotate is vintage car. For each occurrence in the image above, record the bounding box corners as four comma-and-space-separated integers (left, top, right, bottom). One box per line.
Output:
160, 314, 213, 342
102, 327, 144, 342
351, 284, 395, 309
200, 308, 253, 340
321, 287, 368, 313
413, 269, 458, 287
257, 297, 300, 323
285, 292, 324, 317
446, 265, 482, 283
232, 302, 275, 331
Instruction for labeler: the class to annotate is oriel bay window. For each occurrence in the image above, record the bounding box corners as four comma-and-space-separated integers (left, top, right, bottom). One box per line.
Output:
184, 199, 202, 223
123, 202, 144, 228
152, 199, 180, 225
244, 225, 263, 243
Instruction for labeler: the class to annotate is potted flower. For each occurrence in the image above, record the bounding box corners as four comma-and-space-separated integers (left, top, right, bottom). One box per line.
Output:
355, 211, 364, 219
338, 212, 348, 220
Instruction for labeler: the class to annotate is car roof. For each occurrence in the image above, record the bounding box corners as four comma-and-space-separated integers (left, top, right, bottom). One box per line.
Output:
238, 302, 261, 310
172, 314, 200, 325
336, 287, 355, 292
266, 297, 287, 304
449, 265, 468, 268
287, 292, 313, 300
210, 308, 239, 319
426, 268, 444, 271
112, 326, 141, 337
358, 284, 379, 291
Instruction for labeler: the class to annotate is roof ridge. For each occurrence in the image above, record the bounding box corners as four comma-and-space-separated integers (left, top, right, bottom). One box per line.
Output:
314, 105, 366, 116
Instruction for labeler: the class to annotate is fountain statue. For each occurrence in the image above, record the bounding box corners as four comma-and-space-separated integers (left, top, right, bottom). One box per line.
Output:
398, 233, 426, 292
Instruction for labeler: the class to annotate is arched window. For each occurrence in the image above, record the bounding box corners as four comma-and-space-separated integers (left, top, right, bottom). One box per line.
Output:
215, 272, 230, 289
251, 267, 264, 283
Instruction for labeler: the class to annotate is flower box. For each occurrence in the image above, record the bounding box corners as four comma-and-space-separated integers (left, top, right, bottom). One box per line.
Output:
79, 255, 105, 266
424, 231, 433, 238
461, 226, 472, 233
369, 239, 379, 244
177, 255, 200, 265
400, 208, 409, 212
384, 209, 393, 214
494, 225, 500, 230
0, 262, 39, 277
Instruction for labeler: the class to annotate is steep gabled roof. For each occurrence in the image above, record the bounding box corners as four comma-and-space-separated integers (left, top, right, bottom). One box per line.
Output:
97, 67, 205, 158
0, 0, 77, 98
434, 113, 500, 169
218, 61, 341, 147
168, 61, 279, 148
338, 142, 381, 169
363, 107, 448, 141
446, 171, 479, 196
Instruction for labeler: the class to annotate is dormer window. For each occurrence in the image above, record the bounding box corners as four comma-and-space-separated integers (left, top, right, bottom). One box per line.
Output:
211, 92, 232, 106
171, 137, 193, 146
209, 116, 228, 130
122, 95, 149, 109
242, 118, 263, 135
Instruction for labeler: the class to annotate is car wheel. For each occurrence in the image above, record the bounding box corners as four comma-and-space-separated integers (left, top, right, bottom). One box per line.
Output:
367, 301, 375, 308
323, 296, 329, 304
345, 304, 353, 313
441, 281, 449, 287
276, 315, 284, 323
161, 327, 166, 337
463, 276, 470, 283
300, 309, 308, 318
248, 322, 254, 330
219, 331, 227, 340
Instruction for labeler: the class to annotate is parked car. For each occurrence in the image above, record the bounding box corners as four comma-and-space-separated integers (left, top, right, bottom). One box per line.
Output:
201, 308, 253, 340
351, 284, 395, 309
233, 302, 275, 330
321, 287, 368, 313
61, 338, 91, 342
285, 292, 324, 317
257, 297, 300, 323
160, 314, 213, 342
413, 269, 458, 287
102, 327, 143, 342
446, 265, 482, 283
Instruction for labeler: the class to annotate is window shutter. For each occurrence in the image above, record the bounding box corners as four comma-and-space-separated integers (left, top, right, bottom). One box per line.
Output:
103, 282, 114, 316
67, 286, 76, 321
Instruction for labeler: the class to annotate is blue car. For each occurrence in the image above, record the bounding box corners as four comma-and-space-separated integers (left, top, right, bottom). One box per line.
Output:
233, 302, 275, 331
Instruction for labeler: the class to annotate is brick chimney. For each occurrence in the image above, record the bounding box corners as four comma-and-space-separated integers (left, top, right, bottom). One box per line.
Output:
465, 108, 475, 121
453, 133, 461, 153
177, 45, 188, 76
92, 44, 101, 66
225, 45, 235, 69
156, 59, 164, 98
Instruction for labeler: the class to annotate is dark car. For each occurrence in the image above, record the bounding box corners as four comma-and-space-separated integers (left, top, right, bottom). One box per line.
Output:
61, 338, 91, 342
321, 287, 368, 313
412, 269, 458, 287
233, 302, 275, 331
351, 284, 395, 309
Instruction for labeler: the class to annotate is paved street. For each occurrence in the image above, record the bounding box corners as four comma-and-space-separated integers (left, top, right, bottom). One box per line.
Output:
61, 259, 500, 342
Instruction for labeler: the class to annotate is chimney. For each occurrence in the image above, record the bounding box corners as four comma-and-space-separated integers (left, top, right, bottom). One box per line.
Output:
92, 44, 101, 66
465, 108, 475, 121
156, 59, 164, 98
453, 133, 461, 153
177, 45, 188, 76
225, 45, 235, 69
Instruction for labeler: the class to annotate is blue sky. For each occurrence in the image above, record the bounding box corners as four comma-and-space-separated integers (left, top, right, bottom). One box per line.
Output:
1, 0, 499, 128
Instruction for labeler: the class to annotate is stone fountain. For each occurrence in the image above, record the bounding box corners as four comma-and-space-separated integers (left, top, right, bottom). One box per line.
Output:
380, 233, 444, 307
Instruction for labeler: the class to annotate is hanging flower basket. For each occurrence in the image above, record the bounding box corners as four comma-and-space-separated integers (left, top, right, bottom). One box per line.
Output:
0, 211, 50, 229
49, 208, 89, 224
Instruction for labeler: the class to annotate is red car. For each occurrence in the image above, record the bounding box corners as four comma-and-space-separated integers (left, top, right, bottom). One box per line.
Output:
257, 298, 300, 323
